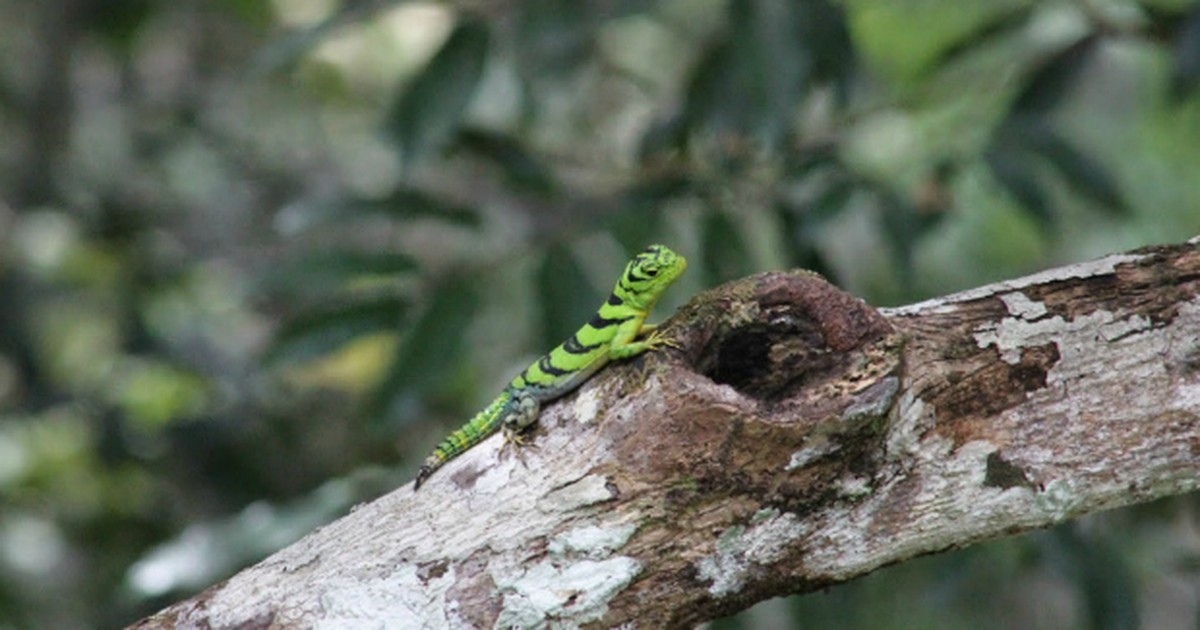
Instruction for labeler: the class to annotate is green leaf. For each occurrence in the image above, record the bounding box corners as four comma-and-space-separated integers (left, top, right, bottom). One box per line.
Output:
873, 179, 944, 291
796, 0, 857, 103
251, 18, 344, 76
1047, 526, 1140, 630
289, 187, 481, 231
454, 128, 559, 195
782, 140, 838, 180
267, 296, 409, 365
638, 114, 689, 162
606, 208, 666, 256
513, 0, 644, 83
266, 251, 419, 298
876, 191, 917, 288
217, 0, 275, 27
604, 175, 691, 253
683, 38, 740, 134
297, 251, 418, 278
115, 361, 211, 429
681, 0, 811, 149
347, 187, 481, 225
514, 0, 594, 79
811, 175, 857, 223
1170, 5, 1200, 99
85, 0, 155, 54
985, 143, 1054, 227
775, 163, 855, 269
917, 5, 1036, 79
279, 188, 480, 235
699, 211, 752, 286
537, 245, 598, 349
1026, 129, 1127, 214
621, 174, 695, 208
779, 148, 857, 226
385, 19, 491, 171
989, 117, 1127, 219
774, 200, 835, 275
1011, 35, 1099, 115
661, 0, 853, 153
249, 0, 383, 75
367, 275, 479, 426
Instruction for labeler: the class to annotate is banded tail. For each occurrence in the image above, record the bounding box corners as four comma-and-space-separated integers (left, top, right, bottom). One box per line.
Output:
413, 391, 513, 490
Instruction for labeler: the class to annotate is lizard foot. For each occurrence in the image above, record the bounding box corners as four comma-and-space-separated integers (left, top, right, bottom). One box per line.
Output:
501, 426, 538, 469
641, 328, 681, 351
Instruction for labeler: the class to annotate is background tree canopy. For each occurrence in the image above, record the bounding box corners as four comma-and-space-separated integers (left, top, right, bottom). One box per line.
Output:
0, 0, 1198, 627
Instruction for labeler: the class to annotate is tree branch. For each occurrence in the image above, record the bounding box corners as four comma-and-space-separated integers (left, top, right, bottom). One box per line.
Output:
132, 237, 1200, 628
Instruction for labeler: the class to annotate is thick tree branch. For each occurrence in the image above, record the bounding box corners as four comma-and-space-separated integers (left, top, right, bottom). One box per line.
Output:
134, 238, 1200, 628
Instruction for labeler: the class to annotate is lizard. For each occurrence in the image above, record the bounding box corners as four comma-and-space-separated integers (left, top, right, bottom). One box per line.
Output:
412, 244, 687, 490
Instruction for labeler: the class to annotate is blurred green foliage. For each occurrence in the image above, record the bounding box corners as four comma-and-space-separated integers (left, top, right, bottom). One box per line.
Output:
0, 0, 1198, 627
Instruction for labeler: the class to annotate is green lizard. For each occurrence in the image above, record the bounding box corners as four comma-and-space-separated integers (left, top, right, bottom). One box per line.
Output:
413, 244, 687, 490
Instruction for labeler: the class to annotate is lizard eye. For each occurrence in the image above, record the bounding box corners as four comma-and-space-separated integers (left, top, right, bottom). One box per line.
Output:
644, 268, 659, 277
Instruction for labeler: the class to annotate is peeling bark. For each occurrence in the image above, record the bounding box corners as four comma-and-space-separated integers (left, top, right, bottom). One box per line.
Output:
132, 238, 1200, 629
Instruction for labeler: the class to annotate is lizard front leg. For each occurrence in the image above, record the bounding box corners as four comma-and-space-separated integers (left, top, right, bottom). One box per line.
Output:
608, 316, 678, 360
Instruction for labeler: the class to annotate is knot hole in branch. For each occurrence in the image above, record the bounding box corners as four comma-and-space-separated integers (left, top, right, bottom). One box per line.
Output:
683, 271, 895, 403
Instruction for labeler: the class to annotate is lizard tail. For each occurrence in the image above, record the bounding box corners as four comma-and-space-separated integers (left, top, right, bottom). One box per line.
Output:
413, 455, 442, 490
412, 391, 512, 491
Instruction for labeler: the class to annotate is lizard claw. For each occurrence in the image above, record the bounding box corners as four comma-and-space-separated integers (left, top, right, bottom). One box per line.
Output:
644, 329, 680, 351
501, 426, 538, 469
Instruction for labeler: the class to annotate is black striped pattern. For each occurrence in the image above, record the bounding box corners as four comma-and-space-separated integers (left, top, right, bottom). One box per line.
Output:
536, 355, 571, 377
588, 312, 633, 329
562, 334, 602, 354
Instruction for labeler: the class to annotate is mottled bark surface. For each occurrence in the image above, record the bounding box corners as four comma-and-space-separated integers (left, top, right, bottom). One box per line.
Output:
133, 238, 1200, 629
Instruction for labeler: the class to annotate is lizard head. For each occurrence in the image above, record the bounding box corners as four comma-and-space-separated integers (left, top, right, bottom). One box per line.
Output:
619, 244, 687, 309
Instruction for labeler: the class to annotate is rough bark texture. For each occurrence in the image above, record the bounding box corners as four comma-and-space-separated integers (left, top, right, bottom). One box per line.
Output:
133, 238, 1200, 629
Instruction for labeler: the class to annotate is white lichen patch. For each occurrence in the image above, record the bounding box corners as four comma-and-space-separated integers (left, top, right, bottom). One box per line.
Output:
974, 306, 1150, 365
886, 253, 1146, 316
998, 291, 1047, 320
885, 390, 934, 461
1176, 376, 1200, 407
264, 563, 456, 629
472, 449, 521, 496
548, 523, 638, 559
495, 557, 641, 628
923, 440, 993, 495
573, 387, 603, 425
836, 475, 872, 498
787, 436, 839, 470
536, 474, 615, 512
696, 512, 805, 597
1034, 478, 1085, 522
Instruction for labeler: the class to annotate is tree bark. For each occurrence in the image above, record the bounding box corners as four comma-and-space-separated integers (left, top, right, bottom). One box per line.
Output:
132, 237, 1200, 629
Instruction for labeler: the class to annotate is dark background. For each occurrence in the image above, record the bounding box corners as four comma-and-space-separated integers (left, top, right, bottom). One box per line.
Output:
0, 0, 1198, 627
